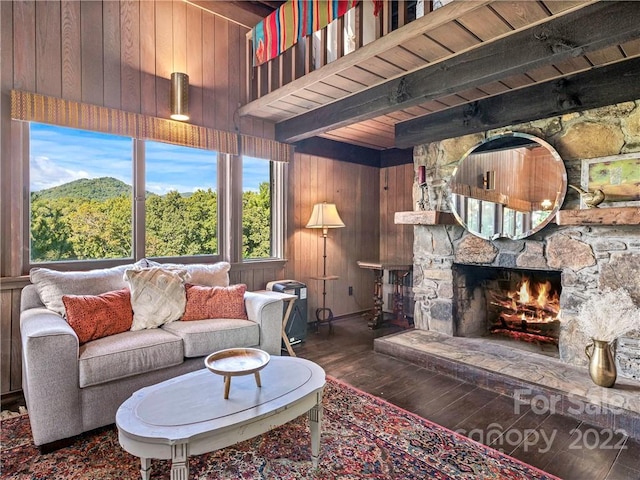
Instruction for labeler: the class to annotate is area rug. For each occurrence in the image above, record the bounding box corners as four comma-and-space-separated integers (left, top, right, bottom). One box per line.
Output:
1, 377, 559, 479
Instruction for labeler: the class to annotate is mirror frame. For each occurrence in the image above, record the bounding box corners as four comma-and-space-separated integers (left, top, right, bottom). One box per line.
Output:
449, 132, 567, 240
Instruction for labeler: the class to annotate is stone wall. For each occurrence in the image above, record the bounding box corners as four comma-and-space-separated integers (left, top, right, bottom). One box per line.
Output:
412, 100, 640, 376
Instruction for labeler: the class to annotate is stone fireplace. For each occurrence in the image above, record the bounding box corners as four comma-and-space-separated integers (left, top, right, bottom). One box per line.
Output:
412, 224, 640, 376
410, 100, 640, 379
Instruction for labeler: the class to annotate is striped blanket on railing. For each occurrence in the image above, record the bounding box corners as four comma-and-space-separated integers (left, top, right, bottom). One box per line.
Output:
252, 0, 358, 66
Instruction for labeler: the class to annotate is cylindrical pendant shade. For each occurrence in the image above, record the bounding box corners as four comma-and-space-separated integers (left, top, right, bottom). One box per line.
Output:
170, 72, 189, 121
306, 203, 345, 229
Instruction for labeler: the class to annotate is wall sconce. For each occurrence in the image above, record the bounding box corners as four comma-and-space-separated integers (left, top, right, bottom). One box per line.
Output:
483, 170, 496, 190
170, 72, 189, 121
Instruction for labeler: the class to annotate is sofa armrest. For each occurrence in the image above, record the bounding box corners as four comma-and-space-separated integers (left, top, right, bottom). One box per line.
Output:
244, 292, 283, 356
20, 308, 83, 446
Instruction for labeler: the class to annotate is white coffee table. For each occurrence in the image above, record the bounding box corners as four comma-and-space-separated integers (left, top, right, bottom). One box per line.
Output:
116, 356, 326, 480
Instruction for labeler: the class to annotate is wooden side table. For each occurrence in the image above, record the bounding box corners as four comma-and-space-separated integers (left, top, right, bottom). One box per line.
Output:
255, 290, 298, 357
357, 260, 412, 329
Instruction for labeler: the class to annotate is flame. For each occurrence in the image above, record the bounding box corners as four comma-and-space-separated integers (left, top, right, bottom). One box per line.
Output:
509, 277, 560, 322
519, 279, 531, 304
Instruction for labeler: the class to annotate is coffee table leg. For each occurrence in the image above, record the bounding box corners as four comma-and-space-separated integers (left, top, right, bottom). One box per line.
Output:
224, 375, 231, 399
308, 402, 323, 468
170, 443, 189, 480
139, 457, 151, 480
254, 371, 262, 387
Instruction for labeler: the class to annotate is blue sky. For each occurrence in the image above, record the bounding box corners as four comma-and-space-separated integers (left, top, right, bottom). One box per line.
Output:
30, 123, 269, 194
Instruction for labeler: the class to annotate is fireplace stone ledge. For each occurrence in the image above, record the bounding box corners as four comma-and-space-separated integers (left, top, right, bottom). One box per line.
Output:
375, 329, 640, 440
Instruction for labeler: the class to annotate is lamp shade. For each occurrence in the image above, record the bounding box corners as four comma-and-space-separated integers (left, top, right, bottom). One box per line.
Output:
170, 72, 189, 121
306, 203, 345, 229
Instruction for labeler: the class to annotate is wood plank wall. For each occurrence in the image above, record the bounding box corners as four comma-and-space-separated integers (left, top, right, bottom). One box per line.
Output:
284, 153, 382, 322
8, 0, 262, 133
379, 163, 414, 262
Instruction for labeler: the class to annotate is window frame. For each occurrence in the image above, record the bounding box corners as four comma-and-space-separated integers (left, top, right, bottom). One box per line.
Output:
24, 123, 286, 272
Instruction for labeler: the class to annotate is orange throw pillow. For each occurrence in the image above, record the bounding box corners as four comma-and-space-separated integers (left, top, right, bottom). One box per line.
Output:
182, 284, 248, 321
62, 288, 133, 344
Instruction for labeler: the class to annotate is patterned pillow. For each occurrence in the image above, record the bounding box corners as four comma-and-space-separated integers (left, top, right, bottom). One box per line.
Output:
125, 267, 189, 330
62, 288, 133, 344
181, 283, 248, 321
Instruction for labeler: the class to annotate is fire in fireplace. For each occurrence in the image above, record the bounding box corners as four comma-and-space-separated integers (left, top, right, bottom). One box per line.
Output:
488, 276, 561, 345
452, 265, 562, 352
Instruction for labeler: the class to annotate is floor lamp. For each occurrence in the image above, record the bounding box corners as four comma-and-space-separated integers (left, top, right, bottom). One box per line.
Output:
306, 202, 345, 331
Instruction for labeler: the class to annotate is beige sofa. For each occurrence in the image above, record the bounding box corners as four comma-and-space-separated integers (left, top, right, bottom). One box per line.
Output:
20, 261, 283, 447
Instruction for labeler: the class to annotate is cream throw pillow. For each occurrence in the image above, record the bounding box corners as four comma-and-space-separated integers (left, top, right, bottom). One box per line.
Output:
125, 267, 189, 331
144, 260, 231, 287
30, 261, 148, 316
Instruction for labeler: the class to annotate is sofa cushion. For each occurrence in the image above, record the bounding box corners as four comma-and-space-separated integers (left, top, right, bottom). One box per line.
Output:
30, 264, 132, 316
162, 319, 260, 357
182, 284, 248, 321
78, 328, 184, 388
62, 288, 133, 344
125, 267, 189, 331
146, 260, 230, 287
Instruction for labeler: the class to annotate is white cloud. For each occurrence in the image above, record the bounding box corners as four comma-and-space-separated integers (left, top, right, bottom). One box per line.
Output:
30, 156, 90, 191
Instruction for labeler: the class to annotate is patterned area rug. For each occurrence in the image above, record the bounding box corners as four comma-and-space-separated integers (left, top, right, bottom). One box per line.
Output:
1, 377, 559, 479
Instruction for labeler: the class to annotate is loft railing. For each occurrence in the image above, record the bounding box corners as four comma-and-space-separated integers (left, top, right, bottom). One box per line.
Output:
246, 0, 430, 103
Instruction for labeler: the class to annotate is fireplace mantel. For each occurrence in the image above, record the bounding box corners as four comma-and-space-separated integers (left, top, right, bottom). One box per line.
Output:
555, 206, 640, 225
395, 207, 640, 226
394, 210, 456, 225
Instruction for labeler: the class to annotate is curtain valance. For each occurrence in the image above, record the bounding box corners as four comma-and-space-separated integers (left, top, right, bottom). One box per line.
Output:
10, 90, 292, 162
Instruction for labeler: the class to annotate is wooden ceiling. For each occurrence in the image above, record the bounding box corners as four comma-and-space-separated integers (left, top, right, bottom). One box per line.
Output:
238, 0, 640, 151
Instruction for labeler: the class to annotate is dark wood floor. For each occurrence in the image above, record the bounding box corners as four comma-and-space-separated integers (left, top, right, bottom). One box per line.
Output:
295, 316, 640, 480
2, 315, 638, 478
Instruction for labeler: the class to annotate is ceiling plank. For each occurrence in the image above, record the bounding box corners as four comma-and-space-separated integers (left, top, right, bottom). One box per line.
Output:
395, 56, 640, 148
275, 1, 640, 143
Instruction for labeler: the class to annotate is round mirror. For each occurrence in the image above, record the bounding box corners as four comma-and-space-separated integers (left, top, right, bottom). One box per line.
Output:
449, 132, 567, 240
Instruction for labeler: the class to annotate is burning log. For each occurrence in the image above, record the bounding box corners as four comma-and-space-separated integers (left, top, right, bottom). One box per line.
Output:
490, 299, 560, 318
494, 316, 560, 337
498, 314, 560, 329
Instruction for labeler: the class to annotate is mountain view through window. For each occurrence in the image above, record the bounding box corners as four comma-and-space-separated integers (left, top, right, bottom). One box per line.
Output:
29, 123, 272, 263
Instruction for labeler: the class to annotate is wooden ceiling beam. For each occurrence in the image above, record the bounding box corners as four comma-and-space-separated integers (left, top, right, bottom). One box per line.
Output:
186, 0, 262, 28
395, 56, 640, 148
293, 136, 413, 167
275, 1, 640, 143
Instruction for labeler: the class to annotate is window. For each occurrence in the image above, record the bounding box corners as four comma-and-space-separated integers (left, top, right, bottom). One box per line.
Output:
465, 197, 480, 233
29, 124, 133, 263
27, 123, 284, 267
480, 201, 497, 238
145, 141, 218, 257
242, 157, 272, 259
